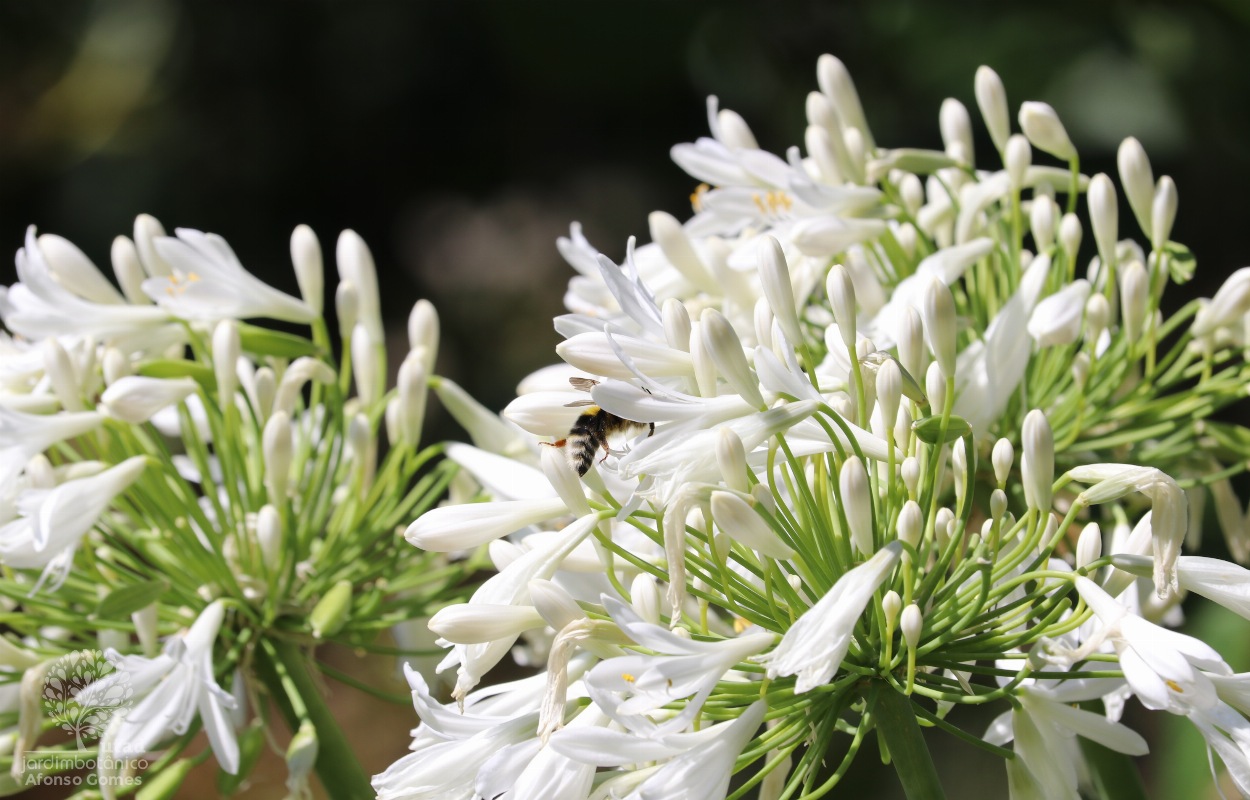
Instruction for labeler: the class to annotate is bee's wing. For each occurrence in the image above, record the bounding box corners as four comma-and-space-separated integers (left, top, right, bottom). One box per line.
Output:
569, 377, 600, 393
563, 400, 598, 408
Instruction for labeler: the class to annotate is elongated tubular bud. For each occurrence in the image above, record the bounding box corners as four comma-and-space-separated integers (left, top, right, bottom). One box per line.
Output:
1089, 174, 1119, 269
397, 351, 428, 447
1085, 293, 1110, 343
1021, 409, 1054, 512
1030, 194, 1056, 254
1076, 522, 1102, 569
290, 224, 324, 314
882, 590, 902, 626
990, 489, 1007, 521
541, 441, 590, 517
817, 54, 874, 149
110, 235, 151, 304
1005, 134, 1031, 191
840, 456, 874, 555
1118, 137, 1155, 238
701, 308, 764, 409
257, 503, 282, 572
876, 359, 902, 437
992, 438, 1014, 486
717, 428, 750, 493
310, 579, 353, 639
925, 362, 946, 413
717, 107, 758, 150
897, 306, 926, 389
759, 236, 803, 347
407, 299, 440, 374
649, 211, 717, 293
923, 278, 956, 380
351, 323, 379, 407
102, 347, 132, 387
132, 602, 160, 658
1121, 260, 1149, 343
263, 411, 293, 503
897, 500, 922, 549
827, 263, 857, 347
663, 298, 692, 352
940, 98, 974, 164
953, 437, 968, 504
1059, 213, 1083, 264
711, 491, 795, 559
336, 230, 382, 343
134, 213, 172, 276
1151, 176, 1177, 252
42, 338, 83, 411
901, 459, 920, 499
753, 297, 774, 352
900, 174, 924, 218
975, 66, 1010, 155
1018, 101, 1076, 161
335, 281, 358, 340
254, 367, 276, 422
631, 574, 662, 626
212, 320, 240, 409
689, 320, 719, 398
901, 604, 922, 650
806, 124, 843, 184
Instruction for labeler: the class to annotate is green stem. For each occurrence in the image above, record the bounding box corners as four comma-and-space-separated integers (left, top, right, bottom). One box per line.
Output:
868, 681, 947, 800
255, 638, 374, 800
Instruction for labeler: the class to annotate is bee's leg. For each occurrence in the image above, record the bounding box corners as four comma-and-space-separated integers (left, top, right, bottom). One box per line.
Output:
647, 422, 655, 438
599, 440, 612, 466
541, 439, 567, 448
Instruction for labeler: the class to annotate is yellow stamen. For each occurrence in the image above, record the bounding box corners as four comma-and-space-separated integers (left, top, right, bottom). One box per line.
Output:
733, 617, 749, 633
186, 272, 200, 282
690, 183, 710, 213
1166, 680, 1184, 693
622, 673, 635, 683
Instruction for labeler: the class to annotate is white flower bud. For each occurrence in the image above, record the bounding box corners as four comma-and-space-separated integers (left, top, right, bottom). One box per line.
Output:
711, 491, 794, 559
992, 438, 1014, 486
1089, 174, 1119, 268
397, 351, 428, 447
1120, 260, 1149, 343
664, 298, 692, 352
840, 456, 874, 555
336, 230, 382, 343
1018, 101, 1076, 161
717, 107, 758, 150
897, 306, 926, 390
102, 347, 132, 387
953, 437, 968, 498
875, 359, 903, 438
529, 578, 587, 630
689, 321, 718, 398
1059, 213, 1083, 264
1030, 194, 1056, 254
975, 66, 1010, 155
901, 604, 923, 651
882, 590, 902, 626
290, 224, 324, 314
935, 507, 955, 551
701, 308, 764, 409
264, 410, 293, 503
1022, 409, 1054, 512
24, 453, 54, 489
717, 427, 750, 493
348, 412, 374, 486
923, 278, 956, 380
390, 397, 405, 446
631, 574, 662, 626
897, 500, 922, 549
817, 54, 874, 149
257, 503, 282, 572
132, 601, 159, 657
212, 320, 240, 409
1151, 176, 1177, 252
826, 263, 857, 348
101, 376, 198, 424
990, 489, 1008, 521
1085, 293, 1110, 343
940, 98, 974, 164
351, 323, 379, 407
843, 127, 866, 179
1005, 134, 1031, 191
1072, 352, 1090, 387
540, 440, 590, 517
407, 299, 440, 374
925, 361, 946, 413
428, 603, 545, 645
806, 124, 843, 184
134, 213, 172, 276
900, 174, 924, 219
759, 235, 803, 347
893, 403, 912, 455
254, 367, 276, 422
110, 235, 151, 304
901, 458, 921, 499
42, 338, 83, 411
1076, 522, 1102, 569
335, 280, 358, 340
1028, 279, 1092, 348
649, 211, 717, 293
285, 722, 319, 800
1117, 137, 1155, 238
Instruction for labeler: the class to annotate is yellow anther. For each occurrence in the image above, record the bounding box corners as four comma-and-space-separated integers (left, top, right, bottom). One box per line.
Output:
186, 272, 200, 282
1166, 680, 1184, 693
622, 673, 635, 683
165, 286, 175, 295
733, 617, 749, 633
752, 193, 767, 215
690, 183, 710, 213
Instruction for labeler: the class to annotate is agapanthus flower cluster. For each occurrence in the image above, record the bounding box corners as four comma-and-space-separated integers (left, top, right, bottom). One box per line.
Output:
0, 218, 468, 798
383, 58, 1250, 799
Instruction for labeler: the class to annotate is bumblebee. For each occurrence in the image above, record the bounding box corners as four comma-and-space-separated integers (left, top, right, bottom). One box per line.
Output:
548, 378, 654, 476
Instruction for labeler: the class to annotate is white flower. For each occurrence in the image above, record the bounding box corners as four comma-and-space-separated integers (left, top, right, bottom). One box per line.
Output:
476, 704, 606, 800
445, 442, 556, 502
1113, 554, 1250, 621
1027, 280, 1091, 347
1193, 267, 1250, 337
143, 228, 318, 324
83, 601, 239, 774
0, 404, 103, 486
406, 497, 568, 551
758, 542, 902, 692
99, 376, 199, 423
709, 490, 794, 559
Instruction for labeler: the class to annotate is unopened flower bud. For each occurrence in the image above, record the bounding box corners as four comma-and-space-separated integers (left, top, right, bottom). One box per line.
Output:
631, 574, 662, 626
102, 347, 132, 386
540, 441, 591, 517
897, 500, 922, 548
990, 489, 1008, 521
310, 579, 353, 639
952, 438, 968, 503
397, 351, 428, 448
901, 458, 921, 498
876, 359, 902, 436
900, 174, 924, 219
711, 491, 794, 559
759, 236, 803, 347
935, 507, 955, 551
716, 428, 750, 493
894, 403, 912, 454
1076, 522, 1102, 569
701, 308, 764, 409
1071, 352, 1090, 387
664, 298, 693, 352
351, 323, 379, 407
407, 299, 440, 374
264, 410, 292, 502
923, 279, 956, 379
290, 224, 324, 314
1059, 213, 1083, 264
130, 758, 194, 800
1117, 137, 1155, 238
42, 338, 83, 411
975, 66, 1010, 154
1151, 176, 1177, 252
101, 376, 198, 423
1085, 293, 1110, 343
335, 280, 358, 340
1121, 260, 1149, 343
838, 456, 874, 555
1018, 101, 1076, 161
257, 503, 282, 571
212, 320, 240, 409
689, 321, 718, 398
992, 438, 1013, 486
940, 98, 974, 164
925, 362, 946, 412
529, 578, 587, 631
336, 230, 382, 343
134, 213, 172, 276
284, 722, 319, 800
806, 124, 843, 184
650, 211, 716, 293
132, 601, 159, 657
1089, 174, 1119, 268
1030, 194, 1056, 253
901, 604, 923, 651
897, 306, 926, 390
110, 235, 151, 304
1022, 409, 1054, 512
1005, 135, 1031, 191
882, 590, 902, 627
717, 107, 758, 150
817, 54, 874, 149
254, 367, 276, 422
826, 264, 857, 347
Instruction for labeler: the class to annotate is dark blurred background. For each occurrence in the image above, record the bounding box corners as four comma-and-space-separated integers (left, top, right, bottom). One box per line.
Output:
5, 1, 1250, 797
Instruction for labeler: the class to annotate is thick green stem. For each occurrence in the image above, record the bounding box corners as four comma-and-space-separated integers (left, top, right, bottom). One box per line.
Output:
254, 638, 374, 800
868, 681, 947, 800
